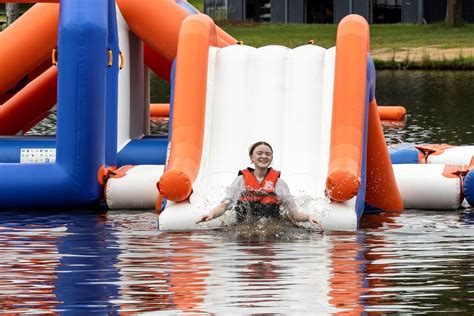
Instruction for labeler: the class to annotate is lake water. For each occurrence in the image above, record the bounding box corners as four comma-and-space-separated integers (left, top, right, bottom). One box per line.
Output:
2, 70, 474, 314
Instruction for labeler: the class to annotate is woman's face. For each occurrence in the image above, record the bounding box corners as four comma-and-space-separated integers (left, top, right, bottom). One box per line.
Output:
250, 144, 273, 169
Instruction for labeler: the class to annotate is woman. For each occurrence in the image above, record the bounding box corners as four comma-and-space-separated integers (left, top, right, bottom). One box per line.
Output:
198, 141, 322, 228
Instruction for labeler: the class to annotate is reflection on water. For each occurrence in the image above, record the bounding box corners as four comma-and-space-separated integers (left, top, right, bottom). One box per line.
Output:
0, 209, 473, 314
0, 218, 65, 313
2, 70, 474, 313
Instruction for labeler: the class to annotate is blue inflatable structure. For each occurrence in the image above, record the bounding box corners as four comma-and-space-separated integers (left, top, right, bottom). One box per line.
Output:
0, 0, 115, 209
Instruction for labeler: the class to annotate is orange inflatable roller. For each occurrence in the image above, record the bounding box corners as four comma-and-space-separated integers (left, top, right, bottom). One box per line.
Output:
378, 105, 406, 121
150, 103, 170, 118
326, 15, 370, 202
0, 3, 59, 95
158, 14, 217, 202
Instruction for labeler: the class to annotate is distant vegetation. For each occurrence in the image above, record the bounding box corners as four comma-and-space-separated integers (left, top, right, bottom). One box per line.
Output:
1, 1, 472, 69
188, 0, 204, 12
217, 21, 474, 69
217, 21, 474, 50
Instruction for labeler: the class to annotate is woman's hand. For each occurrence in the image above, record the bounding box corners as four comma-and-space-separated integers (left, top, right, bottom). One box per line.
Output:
289, 209, 324, 231
196, 212, 215, 224
308, 214, 324, 231
196, 202, 229, 224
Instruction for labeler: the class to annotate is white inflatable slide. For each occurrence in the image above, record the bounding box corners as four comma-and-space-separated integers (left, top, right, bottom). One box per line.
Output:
159, 44, 358, 231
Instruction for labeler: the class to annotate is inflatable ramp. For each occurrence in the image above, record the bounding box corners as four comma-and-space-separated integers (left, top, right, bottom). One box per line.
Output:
157, 15, 403, 231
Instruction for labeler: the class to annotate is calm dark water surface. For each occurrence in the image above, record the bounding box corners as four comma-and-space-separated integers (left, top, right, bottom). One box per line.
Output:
2, 70, 473, 314
378, 71, 474, 145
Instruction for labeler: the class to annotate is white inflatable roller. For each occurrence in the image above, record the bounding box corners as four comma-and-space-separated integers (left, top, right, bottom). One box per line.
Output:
105, 165, 164, 209
427, 146, 474, 165
392, 164, 463, 210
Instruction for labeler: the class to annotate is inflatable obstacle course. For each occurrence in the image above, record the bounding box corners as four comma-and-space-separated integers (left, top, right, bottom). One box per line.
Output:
1, 0, 470, 231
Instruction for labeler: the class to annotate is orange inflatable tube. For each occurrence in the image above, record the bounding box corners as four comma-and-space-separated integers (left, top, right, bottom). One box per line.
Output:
365, 100, 404, 212
0, 59, 52, 105
0, 66, 57, 135
377, 105, 406, 121
150, 103, 170, 118
326, 15, 370, 202
0, 3, 59, 95
1, 1, 235, 135
144, 44, 173, 83
116, 0, 187, 65
117, 0, 236, 83
157, 14, 217, 202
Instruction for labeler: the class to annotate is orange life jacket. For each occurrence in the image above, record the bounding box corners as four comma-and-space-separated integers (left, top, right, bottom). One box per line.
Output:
238, 167, 281, 205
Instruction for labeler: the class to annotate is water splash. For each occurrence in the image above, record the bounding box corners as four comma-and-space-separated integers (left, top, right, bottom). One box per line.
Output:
293, 194, 331, 220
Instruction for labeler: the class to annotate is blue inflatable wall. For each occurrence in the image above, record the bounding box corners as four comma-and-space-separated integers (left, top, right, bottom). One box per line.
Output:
356, 56, 377, 222
0, 0, 116, 209
464, 169, 474, 207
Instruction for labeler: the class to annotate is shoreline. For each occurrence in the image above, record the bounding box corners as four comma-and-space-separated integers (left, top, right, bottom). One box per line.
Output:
2, 11, 473, 70
371, 47, 474, 70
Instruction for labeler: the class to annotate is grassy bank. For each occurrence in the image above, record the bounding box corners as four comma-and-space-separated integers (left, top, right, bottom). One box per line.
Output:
218, 21, 474, 69
374, 54, 474, 70
2, 1, 473, 69
218, 22, 474, 49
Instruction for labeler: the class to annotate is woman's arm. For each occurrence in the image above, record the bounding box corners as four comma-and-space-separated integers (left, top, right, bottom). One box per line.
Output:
196, 175, 244, 223
197, 201, 230, 223
287, 208, 309, 222
276, 180, 323, 228
288, 207, 321, 226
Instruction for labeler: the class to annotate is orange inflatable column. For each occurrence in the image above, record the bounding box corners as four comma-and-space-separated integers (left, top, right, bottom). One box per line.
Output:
157, 14, 217, 202
0, 3, 59, 95
326, 15, 370, 202
365, 100, 404, 212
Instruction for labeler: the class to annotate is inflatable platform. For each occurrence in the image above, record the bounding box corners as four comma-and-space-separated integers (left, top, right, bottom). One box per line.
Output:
389, 144, 474, 209
8, 0, 463, 231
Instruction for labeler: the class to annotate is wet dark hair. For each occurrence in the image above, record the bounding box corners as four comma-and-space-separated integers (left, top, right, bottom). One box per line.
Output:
249, 141, 273, 155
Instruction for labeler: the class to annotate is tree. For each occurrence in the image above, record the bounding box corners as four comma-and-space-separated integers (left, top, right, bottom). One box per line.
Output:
445, 0, 463, 26
6, 3, 19, 26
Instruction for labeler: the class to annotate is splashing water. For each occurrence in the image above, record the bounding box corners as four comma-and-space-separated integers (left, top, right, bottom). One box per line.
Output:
294, 194, 331, 218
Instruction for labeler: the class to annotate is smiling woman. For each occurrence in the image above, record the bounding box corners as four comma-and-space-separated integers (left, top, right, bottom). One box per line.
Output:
197, 141, 322, 228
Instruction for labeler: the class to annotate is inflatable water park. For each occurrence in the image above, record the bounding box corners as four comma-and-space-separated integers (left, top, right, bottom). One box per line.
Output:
1, 0, 473, 231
